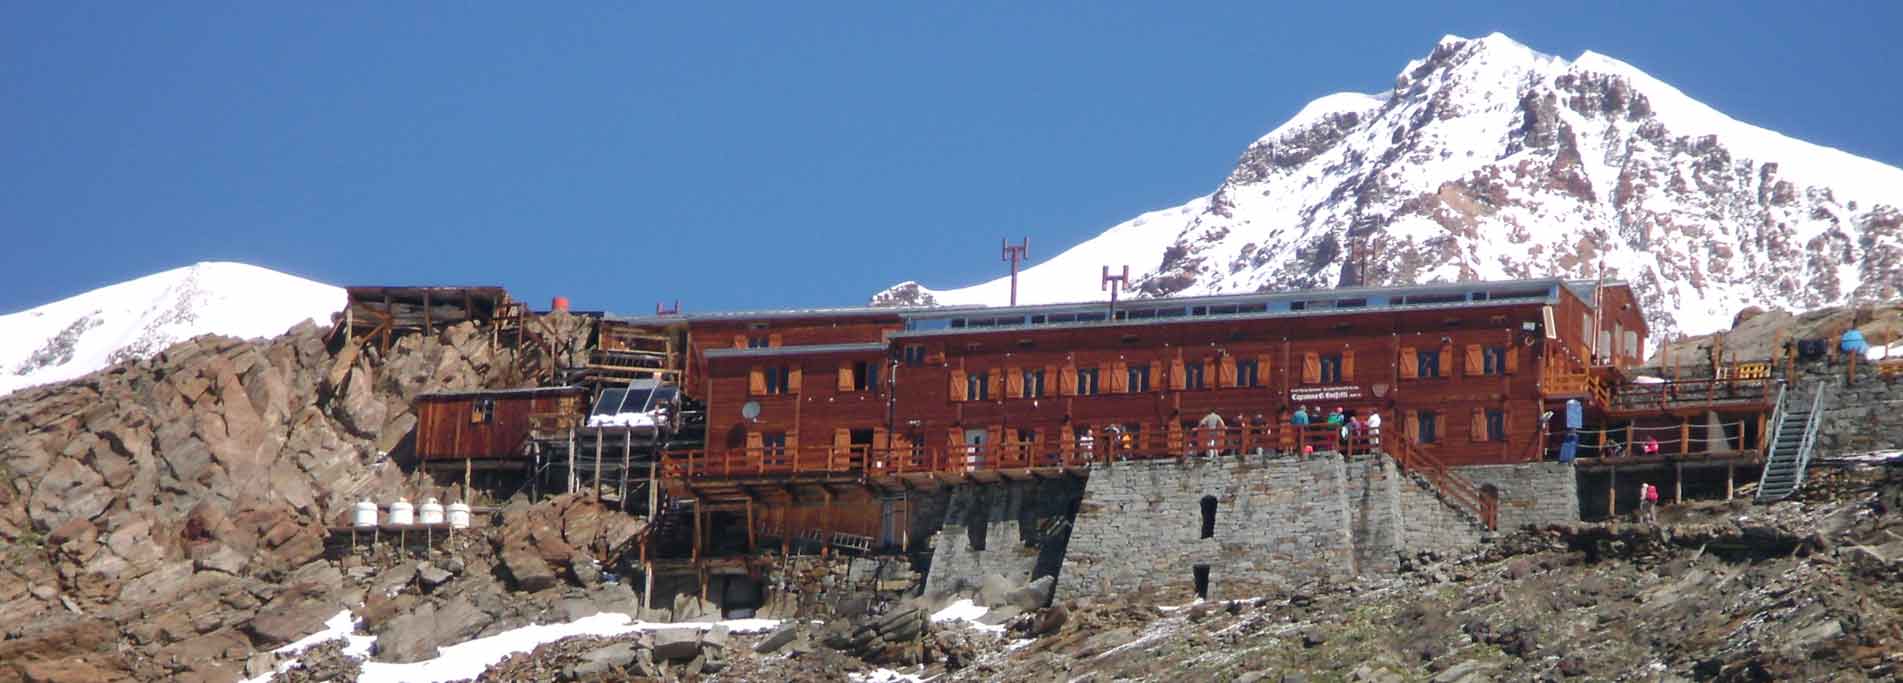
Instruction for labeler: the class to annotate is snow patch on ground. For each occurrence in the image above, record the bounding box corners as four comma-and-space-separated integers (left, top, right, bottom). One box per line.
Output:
930, 599, 1006, 634
850, 667, 935, 682
243, 610, 776, 683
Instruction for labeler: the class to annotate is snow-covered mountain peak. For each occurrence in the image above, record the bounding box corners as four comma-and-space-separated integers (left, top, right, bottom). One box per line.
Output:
875, 33, 1903, 340
0, 261, 343, 396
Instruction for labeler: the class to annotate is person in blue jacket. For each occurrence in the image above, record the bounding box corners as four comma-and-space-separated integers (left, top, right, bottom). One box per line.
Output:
1842, 328, 1869, 357
1292, 405, 1310, 426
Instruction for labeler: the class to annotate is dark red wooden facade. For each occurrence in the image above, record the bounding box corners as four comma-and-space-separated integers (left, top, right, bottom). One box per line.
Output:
414, 386, 588, 460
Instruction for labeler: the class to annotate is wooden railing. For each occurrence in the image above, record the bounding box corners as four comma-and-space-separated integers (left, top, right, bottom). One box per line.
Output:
1606, 376, 1774, 411
1384, 430, 1499, 530
661, 423, 1499, 530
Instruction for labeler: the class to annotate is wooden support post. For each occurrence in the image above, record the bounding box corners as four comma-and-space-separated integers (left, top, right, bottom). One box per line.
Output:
422, 291, 432, 349
643, 560, 654, 613
821, 488, 834, 557
746, 500, 757, 554
566, 428, 577, 494
1726, 462, 1736, 501
1674, 462, 1684, 504
1607, 466, 1617, 520
692, 501, 703, 562
647, 458, 659, 517
1680, 419, 1690, 455
463, 457, 472, 504
593, 429, 605, 503
344, 305, 353, 346
620, 428, 632, 510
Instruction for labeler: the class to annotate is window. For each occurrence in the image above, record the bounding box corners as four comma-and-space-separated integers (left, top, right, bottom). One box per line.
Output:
746, 335, 770, 349
1236, 359, 1260, 388
1418, 411, 1440, 444
1319, 353, 1344, 384
762, 431, 787, 459
1199, 495, 1217, 539
1482, 346, 1508, 375
852, 361, 879, 392
966, 372, 991, 401
1127, 364, 1152, 392
1486, 409, 1506, 442
902, 345, 927, 367
1021, 369, 1045, 398
764, 366, 791, 395
470, 398, 494, 424
1076, 368, 1101, 396
1183, 362, 1206, 390
1416, 350, 1442, 378
1624, 331, 1640, 360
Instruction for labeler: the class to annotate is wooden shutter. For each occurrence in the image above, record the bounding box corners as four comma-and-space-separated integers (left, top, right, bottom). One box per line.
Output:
1257, 355, 1272, 387
1302, 352, 1321, 384
733, 335, 747, 349
1218, 356, 1237, 388
873, 427, 887, 453
834, 427, 851, 451
749, 367, 766, 395
1109, 362, 1127, 392
1437, 346, 1453, 378
1167, 421, 1184, 452
989, 368, 1004, 399
1044, 365, 1057, 396
1341, 352, 1356, 381
1006, 366, 1024, 398
1059, 363, 1077, 396
788, 366, 802, 393
948, 427, 962, 450
768, 333, 783, 347
1169, 357, 1187, 390
746, 430, 763, 454
1405, 412, 1420, 441
1465, 345, 1484, 376
1470, 409, 1486, 442
838, 362, 855, 392
1399, 347, 1418, 379
949, 370, 968, 401
1147, 361, 1162, 391
786, 431, 798, 454
1505, 347, 1519, 374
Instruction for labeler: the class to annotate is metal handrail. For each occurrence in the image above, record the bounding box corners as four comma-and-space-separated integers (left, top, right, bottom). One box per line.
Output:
1793, 384, 1828, 485
1755, 382, 1790, 496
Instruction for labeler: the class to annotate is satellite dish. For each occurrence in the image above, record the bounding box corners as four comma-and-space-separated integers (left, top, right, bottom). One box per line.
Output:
741, 401, 761, 421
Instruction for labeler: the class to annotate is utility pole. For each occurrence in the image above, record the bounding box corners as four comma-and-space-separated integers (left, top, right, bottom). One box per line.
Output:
1002, 238, 1030, 306
655, 300, 681, 315
1101, 265, 1130, 319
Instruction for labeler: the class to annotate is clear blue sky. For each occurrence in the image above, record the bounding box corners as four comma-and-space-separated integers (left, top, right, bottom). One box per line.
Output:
3, 2, 1898, 315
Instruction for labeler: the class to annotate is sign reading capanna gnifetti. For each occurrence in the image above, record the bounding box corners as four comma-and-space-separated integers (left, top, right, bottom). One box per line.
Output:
1289, 385, 1366, 403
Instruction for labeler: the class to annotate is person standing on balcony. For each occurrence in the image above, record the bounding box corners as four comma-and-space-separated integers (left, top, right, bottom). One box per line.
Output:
1199, 411, 1227, 457
1365, 410, 1382, 447
1292, 405, 1310, 427
1642, 435, 1660, 456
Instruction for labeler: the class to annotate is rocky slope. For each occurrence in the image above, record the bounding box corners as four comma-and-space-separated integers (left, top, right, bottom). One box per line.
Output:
0, 313, 590, 682
878, 33, 1903, 340
0, 262, 343, 397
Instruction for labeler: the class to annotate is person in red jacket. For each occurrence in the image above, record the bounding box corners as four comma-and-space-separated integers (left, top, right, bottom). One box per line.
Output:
1640, 482, 1660, 524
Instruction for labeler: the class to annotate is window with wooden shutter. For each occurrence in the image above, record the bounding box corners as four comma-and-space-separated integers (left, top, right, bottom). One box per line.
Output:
1505, 347, 1519, 374
1256, 355, 1272, 387
768, 333, 783, 347
949, 370, 968, 401
746, 430, 763, 454
872, 427, 888, 453
1471, 409, 1486, 442
838, 362, 855, 392
1109, 362, 1127, 392
1218, 356, 1237, 388
989, 368, 1004, 399
1059, 364, 1077, 396
1437, 347, 1453, 378
749, 367, 766, 395
1399, 347, 1418, 379
1148, 361, 1162, 391
1044, 365, 1058, 396
785, 431, 799, 455
1302, 352, 1321, 384
1006, 366, 1024, 397
788, 366, 802, 393
733, 335, 747, 349
1405, 412, 1420, 441
1341, 352, 1356, 381
1466, 345, 1484, 376
1169, 357, 1187, 390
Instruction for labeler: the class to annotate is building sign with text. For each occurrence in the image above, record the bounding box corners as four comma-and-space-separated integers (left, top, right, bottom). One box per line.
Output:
1289, 384, 1367, 403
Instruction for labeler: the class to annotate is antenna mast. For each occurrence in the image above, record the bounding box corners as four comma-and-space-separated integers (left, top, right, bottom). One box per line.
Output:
1101, 265, 1130, 319
1002, 237, 1030, 306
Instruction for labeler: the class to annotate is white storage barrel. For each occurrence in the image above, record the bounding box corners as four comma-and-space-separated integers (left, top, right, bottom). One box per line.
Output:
388, 498, 415, 526
352, 500, 379, 528
447, 502, 472, 529
419, 498, 445, 525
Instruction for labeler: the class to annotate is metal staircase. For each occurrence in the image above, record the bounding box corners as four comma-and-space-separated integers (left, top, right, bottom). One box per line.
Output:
1756, 383, 1827, 503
